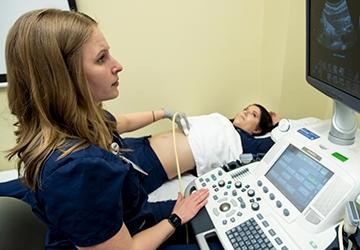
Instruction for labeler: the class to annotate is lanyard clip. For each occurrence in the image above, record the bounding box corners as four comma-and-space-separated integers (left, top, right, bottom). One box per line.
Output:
110, 142, 148, 176
111, 142, 120, 155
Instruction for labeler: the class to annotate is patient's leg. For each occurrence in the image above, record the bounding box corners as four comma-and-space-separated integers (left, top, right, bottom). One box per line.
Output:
149, 128, 195, 179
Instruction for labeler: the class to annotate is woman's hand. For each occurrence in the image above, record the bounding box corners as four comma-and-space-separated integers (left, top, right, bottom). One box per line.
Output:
270, 111, 280, 126
171, 188, 209, 224
163, 110, 191, 136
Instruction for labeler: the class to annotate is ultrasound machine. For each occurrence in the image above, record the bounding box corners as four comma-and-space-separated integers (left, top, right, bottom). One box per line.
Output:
185, 1, 360, 249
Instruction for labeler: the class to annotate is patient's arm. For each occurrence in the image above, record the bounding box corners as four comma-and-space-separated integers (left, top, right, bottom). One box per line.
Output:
149, 129, 195, 179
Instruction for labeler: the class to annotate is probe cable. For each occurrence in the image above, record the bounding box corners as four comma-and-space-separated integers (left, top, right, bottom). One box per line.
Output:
171, 112, 189, 243
339, 221, 344, 250
172, 112, 184, 194
338, 220, 356, 250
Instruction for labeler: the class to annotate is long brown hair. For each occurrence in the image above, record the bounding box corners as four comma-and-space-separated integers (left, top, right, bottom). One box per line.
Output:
253, 104, 273, 136
6, 9, 116, 190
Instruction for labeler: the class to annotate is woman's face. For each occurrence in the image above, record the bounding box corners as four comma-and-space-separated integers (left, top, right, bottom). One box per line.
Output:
232, 105, 262, 135
82, 27, 123, 103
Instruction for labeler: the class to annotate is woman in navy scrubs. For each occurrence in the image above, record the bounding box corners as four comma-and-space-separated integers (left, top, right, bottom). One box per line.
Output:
5, 9, 209, 249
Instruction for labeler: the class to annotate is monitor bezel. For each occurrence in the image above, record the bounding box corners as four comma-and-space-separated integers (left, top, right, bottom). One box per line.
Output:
0, 0, 77, 84
305, 0, 360, 113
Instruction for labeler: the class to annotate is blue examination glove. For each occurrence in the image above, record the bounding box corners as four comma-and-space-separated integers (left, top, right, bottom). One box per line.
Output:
164, 110, 190, 135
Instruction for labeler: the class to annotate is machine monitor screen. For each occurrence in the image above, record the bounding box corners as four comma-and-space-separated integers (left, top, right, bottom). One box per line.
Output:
265, 144, 334, 212
306, 0, 360, 112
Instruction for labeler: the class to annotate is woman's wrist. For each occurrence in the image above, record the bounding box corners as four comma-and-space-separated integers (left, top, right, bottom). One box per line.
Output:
160, 108, 165, 120
167, 213, 182, 229
157, 109, 166, 121
151, 109, 165, 122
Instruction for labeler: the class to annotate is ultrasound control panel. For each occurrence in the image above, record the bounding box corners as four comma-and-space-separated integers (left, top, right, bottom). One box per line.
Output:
186, 124, 360, 250
194, 166, 299, 250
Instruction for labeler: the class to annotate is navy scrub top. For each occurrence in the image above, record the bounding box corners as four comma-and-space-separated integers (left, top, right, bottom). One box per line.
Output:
235, 127, 275, 155
3, 135, 174, 249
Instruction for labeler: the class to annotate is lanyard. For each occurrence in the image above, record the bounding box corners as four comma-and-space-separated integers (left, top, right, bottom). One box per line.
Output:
110, 142, 148, 176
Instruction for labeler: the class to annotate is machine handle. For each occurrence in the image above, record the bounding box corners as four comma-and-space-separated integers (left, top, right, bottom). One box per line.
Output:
195, 229, 217, 250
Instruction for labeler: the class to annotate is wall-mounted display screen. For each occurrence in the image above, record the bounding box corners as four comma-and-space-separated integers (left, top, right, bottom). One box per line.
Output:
0, 0, 77, 86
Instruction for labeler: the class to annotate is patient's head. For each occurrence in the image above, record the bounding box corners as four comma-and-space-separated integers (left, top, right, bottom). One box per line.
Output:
232, 104, 274, 136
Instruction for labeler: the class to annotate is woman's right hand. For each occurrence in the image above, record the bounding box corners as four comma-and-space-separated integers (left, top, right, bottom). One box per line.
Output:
270, 111, 280, 126
163, 110, 191, 136
171, 188, 209, 224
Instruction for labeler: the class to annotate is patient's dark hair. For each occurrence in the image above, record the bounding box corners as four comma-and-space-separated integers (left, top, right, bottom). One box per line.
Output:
253, 104, 274, 136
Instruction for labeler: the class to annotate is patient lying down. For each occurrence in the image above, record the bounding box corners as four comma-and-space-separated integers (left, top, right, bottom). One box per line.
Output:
147, 104, 279, 178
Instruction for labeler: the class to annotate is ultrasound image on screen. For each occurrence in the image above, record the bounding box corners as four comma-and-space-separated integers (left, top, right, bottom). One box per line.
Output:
265, 145, 333, 212
309, 0, 360, 99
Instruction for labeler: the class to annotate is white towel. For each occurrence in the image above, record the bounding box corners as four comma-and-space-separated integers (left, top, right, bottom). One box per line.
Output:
0, 169, 18, 182
187, 113, 243, 176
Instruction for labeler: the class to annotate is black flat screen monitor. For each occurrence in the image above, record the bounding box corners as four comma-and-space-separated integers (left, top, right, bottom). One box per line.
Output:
306, 0, 360, 113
